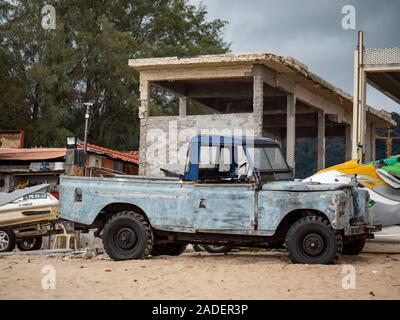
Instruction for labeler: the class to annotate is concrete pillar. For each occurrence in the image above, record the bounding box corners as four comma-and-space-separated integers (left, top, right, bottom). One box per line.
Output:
139, 79, 149, 119
138, 80, 150, 175
65, 149, 75, 176
345, 124, 352, 161
179, 97, 188, 116
286, 93, 296, 172
253, 65, 264, 136
371, 123, 376, 161
365, 122, 373, 162
317, 110, 325, 171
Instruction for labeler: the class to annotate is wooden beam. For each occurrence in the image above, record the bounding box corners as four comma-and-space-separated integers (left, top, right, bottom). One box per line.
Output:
296, 85, 352, 125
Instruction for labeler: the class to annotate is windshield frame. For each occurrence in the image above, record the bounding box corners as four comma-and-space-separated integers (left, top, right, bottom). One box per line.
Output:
244, 144, 291, 174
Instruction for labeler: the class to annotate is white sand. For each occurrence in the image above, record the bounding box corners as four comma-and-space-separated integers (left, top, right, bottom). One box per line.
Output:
1, 249, 399, 300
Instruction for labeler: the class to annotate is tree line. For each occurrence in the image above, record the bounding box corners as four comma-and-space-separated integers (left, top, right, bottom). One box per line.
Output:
0, 0, 229, 150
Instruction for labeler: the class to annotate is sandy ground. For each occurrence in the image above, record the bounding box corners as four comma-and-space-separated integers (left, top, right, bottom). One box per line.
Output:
1, 243, 400, 300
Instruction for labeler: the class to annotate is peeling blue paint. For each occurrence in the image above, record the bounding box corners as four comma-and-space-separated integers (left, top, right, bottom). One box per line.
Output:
60, 175, 369, 237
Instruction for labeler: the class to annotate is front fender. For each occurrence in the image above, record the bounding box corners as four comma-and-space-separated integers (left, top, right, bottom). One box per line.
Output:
258, 189, 352, 235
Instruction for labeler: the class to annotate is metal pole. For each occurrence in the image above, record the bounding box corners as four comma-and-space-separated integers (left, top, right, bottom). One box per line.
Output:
352, 31, 364, 160
352, 46, 360, 159
358, 31, 366, 162
83, 102, 93, 176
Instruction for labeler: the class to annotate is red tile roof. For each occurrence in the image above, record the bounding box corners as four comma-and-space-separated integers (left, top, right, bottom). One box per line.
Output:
77, 141, 139, 165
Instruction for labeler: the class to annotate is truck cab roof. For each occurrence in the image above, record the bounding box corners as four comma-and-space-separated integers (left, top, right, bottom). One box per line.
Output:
184, 134, 291, 183
189, 135, 279, 147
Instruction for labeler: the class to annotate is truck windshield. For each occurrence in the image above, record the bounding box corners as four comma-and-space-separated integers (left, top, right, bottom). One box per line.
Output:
246, 146, 289, 171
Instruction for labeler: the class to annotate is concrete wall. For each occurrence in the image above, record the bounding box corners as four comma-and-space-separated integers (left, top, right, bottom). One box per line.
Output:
139, 113, 258, 175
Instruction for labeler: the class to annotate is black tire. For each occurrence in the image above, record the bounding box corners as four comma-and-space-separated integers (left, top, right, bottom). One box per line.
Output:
151, 244, 186, 256
17, 236, 43, 251
285, 216, 343, 264
0, 227, 16, 253
101, 211, 153, 261
342, 238, 366, 255
203, 245, 232, 253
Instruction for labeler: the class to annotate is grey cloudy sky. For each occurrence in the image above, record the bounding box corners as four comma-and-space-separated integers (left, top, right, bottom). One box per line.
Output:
190, 0, 400, 112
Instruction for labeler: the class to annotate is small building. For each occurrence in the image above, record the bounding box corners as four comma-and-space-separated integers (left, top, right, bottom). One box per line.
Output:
0, 148, 65, 192
65, 140, 139, 177
0, 140, 139, 193
129, 52, 395, 177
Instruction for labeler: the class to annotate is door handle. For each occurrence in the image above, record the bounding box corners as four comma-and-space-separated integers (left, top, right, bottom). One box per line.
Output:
199, 198, 206, 209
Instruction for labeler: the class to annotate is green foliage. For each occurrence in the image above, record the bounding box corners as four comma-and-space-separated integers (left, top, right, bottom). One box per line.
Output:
0, 0, 229, 149
295, 136, 346, 179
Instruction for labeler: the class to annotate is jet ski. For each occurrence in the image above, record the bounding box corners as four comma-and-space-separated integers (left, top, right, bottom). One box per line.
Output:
303, 157, 400, 242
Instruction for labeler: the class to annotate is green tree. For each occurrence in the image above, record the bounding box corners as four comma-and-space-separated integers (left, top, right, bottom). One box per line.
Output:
0, 0, 229, 149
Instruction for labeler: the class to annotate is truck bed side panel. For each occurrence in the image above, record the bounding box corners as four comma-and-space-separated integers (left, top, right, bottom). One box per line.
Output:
60, 176, 194, 231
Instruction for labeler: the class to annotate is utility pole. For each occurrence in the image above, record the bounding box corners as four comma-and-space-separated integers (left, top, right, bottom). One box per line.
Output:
352, 31, 366, 161
83, 102, 94, 176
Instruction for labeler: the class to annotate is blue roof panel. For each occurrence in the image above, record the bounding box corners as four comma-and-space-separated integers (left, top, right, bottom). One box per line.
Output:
189, 135, 278, 146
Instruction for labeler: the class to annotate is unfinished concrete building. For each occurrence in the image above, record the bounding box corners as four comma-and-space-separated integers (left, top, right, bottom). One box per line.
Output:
352, 33, 400, 160
129, 52, 395, 177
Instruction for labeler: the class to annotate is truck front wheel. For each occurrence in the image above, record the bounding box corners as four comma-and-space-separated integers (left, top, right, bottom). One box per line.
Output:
342, 238, 366, 255
285, 216, 343, 264
102, 211, 153, 261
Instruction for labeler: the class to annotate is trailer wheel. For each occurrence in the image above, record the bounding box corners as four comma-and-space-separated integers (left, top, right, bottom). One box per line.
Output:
17, 236, 43, 251
342, 238, 365, 255
203, 245, 232, 253
102, 211, 153, 261
151, 244, 187, 256
0, 227, 16, 253
285, 216, 343, 264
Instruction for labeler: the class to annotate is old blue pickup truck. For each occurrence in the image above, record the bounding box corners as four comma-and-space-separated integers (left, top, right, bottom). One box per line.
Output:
60, 135, 378, 264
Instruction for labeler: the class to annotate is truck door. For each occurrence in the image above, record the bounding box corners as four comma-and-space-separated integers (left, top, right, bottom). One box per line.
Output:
192, 184, 256, 232
192, 145, 256, 233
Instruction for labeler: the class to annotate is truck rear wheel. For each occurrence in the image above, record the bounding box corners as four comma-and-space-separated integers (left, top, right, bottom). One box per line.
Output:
102, 211, 153, 261
17, 236, 43, 251
342, 238, 365, 255
151, 244, 186, 256
285, 216, 343, 264
0, 227, 16, 253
